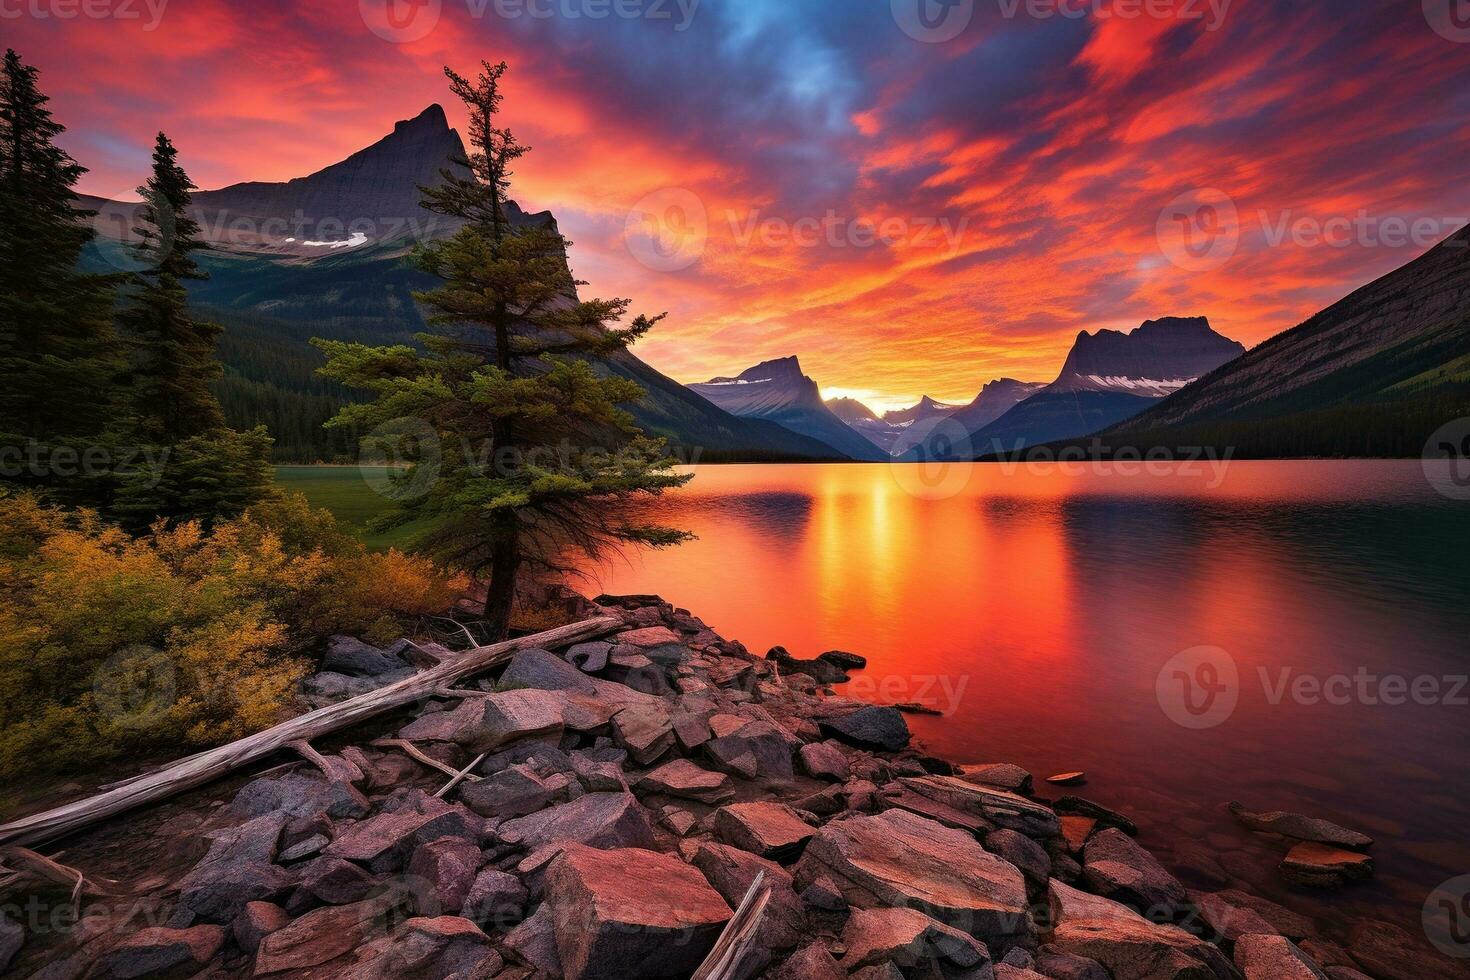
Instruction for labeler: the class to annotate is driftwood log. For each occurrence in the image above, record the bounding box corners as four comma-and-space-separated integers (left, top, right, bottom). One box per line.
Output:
692, 871, 772, 980
0, 616, 622, 850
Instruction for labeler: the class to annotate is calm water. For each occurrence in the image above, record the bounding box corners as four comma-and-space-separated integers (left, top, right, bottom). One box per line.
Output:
589, 461, 1470, 949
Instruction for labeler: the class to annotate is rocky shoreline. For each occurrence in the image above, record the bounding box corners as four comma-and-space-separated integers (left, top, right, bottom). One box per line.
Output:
1, 594, 1457, 979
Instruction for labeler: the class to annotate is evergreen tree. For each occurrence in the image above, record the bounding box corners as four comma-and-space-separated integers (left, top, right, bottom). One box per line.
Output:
0, 49, 118, 460
119, 132, 224, 443
112, 133, 273, 526
317, 61, 691, 639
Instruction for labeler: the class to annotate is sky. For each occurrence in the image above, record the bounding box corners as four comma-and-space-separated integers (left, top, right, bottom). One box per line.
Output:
10, 0, 1470, 412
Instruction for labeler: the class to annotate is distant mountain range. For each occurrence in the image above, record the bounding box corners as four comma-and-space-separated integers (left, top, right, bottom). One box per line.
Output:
963, 317, 1246, 454
80, 107, 848, 463
825, 394, 969, 455
690, 358, 888, 461
78, 103, 1468, 463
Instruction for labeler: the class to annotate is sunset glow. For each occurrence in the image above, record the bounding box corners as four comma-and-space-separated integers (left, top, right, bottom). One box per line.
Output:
11, 0, 1470, 405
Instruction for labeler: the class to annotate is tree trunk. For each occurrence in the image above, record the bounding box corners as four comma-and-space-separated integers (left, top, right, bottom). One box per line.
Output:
481, 515, 521, 642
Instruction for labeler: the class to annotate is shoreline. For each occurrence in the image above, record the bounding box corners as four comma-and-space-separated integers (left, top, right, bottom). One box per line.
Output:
1, 594, 1455, 979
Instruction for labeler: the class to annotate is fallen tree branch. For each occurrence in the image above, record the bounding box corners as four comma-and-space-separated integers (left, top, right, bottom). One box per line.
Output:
692, 871, 771, 980
0, 616, 622, 850
369, 739, 483, 783
434, 752, 487, 800
0, 846, 126, 900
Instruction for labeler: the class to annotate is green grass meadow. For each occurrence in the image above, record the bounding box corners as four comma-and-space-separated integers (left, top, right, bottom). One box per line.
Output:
273, 466, 423, 550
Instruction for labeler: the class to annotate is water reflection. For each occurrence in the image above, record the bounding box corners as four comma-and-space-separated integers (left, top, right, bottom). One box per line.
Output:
589, 461, 1470, 939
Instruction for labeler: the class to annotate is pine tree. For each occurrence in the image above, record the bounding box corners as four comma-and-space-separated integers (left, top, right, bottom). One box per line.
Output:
317, 61, 691, 640
119, 131, 224, 443
112, 133, 273, 527
0, 49, 118, 458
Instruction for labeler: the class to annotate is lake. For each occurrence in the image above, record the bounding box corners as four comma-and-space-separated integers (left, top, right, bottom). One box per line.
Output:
587, 460, 1470, 947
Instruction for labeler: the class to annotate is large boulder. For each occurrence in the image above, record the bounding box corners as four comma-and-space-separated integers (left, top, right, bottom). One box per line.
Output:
463, 867, 528, 930
769, 943, 845, 980
798, 741, 851, 781
352, 916, 497, 980
323, 635, 409, 678
460, 763, 575, 818
252, 899, 384, 975
98, 925, 225, 979
1234, 934, 1328, 979
612, 626, 689, 665
232, 902, 290, 956
794, 809, 1030, 946
288, 856, 379, 910
611, 702, 675, 765
1191, 889, 1316, 943
818, 705, 910, 751
704, 720, 797, 782
498, 792, 656, 852
406, 837, 483, 915
398, 689, 566, 753
841, 906, 990, 972
712, 802, 815, 861
958, 763, 1034, 794
324, 800, 478, 873
542, 844, 733, 980
228, 771, 369, 822
1049, 916, 1235, 980
987, 829, 1051, 891
691, 841, 807, 952
899, 775, 1060, 837
1082, 829, 1188, 914
500, 648, 599, 695
1227, 803, 1372, 850
638, 758, 735, 804
174, 814, 292, 924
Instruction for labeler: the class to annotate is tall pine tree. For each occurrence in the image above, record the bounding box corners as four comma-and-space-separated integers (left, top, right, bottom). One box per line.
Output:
112, 133, 272, 527
317, 61, 691, 639
119, 132, 224, 443
0, 49, 118, 463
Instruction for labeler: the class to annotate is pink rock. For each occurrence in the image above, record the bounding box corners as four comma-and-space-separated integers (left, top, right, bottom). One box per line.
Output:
99, 925, 225, 979
712, 801, 815, 860
543, 845, 733, 980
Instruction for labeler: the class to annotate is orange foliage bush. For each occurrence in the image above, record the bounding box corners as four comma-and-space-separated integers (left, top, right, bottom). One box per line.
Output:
0, 492, 455, 779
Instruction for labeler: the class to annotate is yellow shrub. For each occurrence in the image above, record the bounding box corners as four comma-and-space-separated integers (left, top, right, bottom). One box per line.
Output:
0, 492, 455, 780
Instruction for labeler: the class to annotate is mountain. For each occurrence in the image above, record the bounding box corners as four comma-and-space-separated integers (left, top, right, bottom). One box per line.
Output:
946, 379, 1047, 434
882, 396, 962, 425
690, 358, 888, 461
1105, 226, 1470, 457
827, 397, 879, 425
966, 317, 1246, 454
81, 107, 844, 463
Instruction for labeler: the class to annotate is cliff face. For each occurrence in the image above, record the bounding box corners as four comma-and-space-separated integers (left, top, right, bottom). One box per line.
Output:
962, 319, 1247, 452
1051, 317, 1246, 395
